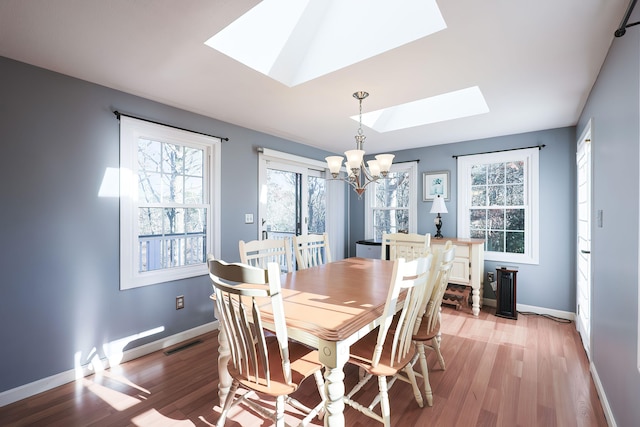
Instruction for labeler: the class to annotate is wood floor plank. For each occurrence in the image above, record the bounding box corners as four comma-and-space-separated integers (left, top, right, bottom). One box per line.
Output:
0, 306, 608, 427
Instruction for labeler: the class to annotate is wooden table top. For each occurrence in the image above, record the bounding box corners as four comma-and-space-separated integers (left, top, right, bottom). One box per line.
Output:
271, 257, 395, 342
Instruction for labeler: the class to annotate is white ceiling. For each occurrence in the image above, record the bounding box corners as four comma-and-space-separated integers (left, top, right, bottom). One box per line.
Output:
0, 0, 629, 155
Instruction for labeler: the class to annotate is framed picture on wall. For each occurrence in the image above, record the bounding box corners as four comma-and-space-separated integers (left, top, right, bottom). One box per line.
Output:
423, 170, 450, 201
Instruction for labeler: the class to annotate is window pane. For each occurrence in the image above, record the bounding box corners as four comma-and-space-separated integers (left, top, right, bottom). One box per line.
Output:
488, 185, 504, 205
139, 208, 163, 235
163, 143, 184, 174
471, 186, 486, 206
506, 184, 523, 205
184, 176, 203, 204
470, 209, 486, 230
470, 229, 486, 239
487, 231, 504, 252
308, 175, 326, 234
471, 164, 486, 185
506, 208, 525, 230
373, 209, 409, 239
163, 208, 184, 234
185, 208, 206, 233
488, 163, 505, 184
505, 161, 524, 184
375, 171, 409, 208
162, 174, 184, 203
266, 169, 297, 233
506, 231, 524, 253
184, 147, 203, 177
138, 139, 162, 172
487, 208, 504, 230
139, 172, 161, 203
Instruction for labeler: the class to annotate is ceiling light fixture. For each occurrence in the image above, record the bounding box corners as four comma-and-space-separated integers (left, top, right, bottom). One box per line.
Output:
325, 91, 395, 197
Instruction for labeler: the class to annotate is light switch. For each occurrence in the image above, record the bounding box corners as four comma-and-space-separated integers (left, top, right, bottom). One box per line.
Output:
245, 214, 254, 224
597, 209, 603, 228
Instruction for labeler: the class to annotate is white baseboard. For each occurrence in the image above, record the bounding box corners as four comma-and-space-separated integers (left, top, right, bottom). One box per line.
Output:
0, 321, 219, 407
590, 361, 616, 426
482, 297, 575, 321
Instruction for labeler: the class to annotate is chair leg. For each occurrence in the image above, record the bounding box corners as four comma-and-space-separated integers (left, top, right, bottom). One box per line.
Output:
403, 364, 424, 408
274, 395, 286, 427
216, 379, 240, 427
432, 336, 446, 370
377, 375, 391, 427
415, 342, 433, 406
313, 370, 326, 419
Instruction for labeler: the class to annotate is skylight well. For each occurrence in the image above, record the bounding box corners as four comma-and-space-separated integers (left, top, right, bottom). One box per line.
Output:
204, 0, 447, 87
358, 87, 490, 132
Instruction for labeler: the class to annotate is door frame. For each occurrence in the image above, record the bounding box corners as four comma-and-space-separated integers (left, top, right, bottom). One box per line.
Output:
576, 119, 592, 358
257, 148, 346, 260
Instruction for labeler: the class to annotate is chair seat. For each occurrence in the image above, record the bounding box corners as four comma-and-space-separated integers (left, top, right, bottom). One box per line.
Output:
412, 318, 440, 342
348, 327, 416, 377
229, 336, 323, 397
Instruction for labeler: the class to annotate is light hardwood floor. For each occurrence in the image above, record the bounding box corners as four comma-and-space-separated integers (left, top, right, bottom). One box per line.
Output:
0, 306, 607, 426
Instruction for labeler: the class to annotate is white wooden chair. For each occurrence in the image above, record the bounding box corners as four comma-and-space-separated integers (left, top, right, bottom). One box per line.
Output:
208, 256, 326, 427
407, 241, 456, 407
239, 238, 293, 273
380, 232, 431, 261
343, 254, 433, 427
293, 233, 331, 269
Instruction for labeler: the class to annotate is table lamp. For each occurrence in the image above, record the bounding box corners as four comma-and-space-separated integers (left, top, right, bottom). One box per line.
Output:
430, 194, 448, 239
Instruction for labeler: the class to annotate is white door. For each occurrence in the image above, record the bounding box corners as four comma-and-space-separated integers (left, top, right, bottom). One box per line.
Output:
576, 122, 592, 357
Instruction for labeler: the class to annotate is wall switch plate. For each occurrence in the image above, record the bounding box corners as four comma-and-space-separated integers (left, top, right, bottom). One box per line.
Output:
176, 295, 184, 310
245, 214, 254, 224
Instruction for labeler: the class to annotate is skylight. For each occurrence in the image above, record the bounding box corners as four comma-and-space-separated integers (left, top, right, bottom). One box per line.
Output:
358, 86, 490, 132
204, 0, 447, 87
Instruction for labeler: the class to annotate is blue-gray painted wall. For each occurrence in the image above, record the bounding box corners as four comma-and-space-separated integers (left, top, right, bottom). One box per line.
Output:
576, 9, 640, 426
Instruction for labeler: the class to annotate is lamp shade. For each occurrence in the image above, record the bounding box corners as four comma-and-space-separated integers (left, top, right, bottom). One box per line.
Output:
430, 194, 448, 214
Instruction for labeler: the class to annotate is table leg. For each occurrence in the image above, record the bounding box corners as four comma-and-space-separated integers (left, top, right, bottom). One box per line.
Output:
319, 339, 349, 427
472, 287, 480, 316
217, 325, 232, 407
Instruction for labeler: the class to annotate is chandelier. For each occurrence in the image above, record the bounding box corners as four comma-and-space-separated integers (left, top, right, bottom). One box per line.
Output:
325, 91, 395, 197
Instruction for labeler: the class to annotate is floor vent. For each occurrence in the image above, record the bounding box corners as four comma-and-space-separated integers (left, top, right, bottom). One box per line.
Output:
163, 339, 203, 356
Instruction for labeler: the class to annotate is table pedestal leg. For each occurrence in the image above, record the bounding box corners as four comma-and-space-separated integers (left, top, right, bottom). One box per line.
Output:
217, 325, 232, 407
319, 339, 349, 427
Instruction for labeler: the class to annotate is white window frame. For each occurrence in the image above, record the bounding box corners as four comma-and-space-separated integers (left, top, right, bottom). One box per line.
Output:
457, 147, 539, 264
364, 161, 418, 239
119, 116, 221, 290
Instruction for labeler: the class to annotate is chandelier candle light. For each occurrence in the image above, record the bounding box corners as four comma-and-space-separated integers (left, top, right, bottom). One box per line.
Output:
430, 194, 448, 239
325, 91, 395, 197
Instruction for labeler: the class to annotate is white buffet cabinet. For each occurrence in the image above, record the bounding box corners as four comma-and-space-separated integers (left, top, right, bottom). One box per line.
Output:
431, 238, 485, 316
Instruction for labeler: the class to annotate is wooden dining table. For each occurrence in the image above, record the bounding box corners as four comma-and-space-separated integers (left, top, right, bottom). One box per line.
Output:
215, 256, 396, 427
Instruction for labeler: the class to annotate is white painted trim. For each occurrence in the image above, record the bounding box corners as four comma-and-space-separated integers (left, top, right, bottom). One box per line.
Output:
590, 361, 616, 427
482, 298, 575, 321
0, 322, 219, 407
259, 147, 327, 170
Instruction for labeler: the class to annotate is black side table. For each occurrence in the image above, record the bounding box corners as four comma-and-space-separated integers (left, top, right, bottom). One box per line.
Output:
495, 267, 518, 320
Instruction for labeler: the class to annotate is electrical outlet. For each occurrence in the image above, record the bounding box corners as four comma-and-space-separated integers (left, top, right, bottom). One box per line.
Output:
176, 295, 184, 310
487, 272, 494, 282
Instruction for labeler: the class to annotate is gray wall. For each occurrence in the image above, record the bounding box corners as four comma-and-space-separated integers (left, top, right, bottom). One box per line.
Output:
349, 127, 577, 312
577, 11, 640, 426
0, 56, 332, 393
